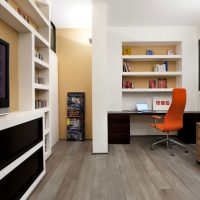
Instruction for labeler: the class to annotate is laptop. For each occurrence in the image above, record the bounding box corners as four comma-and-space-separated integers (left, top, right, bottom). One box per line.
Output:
136, 103, 153, 113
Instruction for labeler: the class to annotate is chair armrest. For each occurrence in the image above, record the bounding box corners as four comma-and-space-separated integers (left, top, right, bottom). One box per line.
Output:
152, 115, 162, 119
152, 115, 162, 125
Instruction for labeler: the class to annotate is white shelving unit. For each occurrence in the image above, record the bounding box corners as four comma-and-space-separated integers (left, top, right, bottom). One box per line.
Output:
122, 55, 182, 61
122, 41, 182, 110
35, 57, 49, 69
34, 83, 49, 90
15, 0, 49, 27
122, 88, 173, 93
122, 72, 182, 77
0, 0, 52, 198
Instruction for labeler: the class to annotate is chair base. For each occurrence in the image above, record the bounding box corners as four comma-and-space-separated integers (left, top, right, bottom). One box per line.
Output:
151, 133, 188, 156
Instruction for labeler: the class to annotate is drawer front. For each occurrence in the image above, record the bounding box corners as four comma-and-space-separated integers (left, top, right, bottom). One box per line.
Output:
108, 114, 130, 124
108, 114, 130, 144
108, 124, 130, 133
108, 134, 130, 144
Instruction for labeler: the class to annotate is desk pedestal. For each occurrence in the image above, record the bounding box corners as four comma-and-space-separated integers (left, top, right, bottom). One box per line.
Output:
108, 112, 200, 144
108, 114, 130, 144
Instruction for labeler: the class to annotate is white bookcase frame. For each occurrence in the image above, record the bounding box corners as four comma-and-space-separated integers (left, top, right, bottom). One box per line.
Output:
122, 41, 182, 109
0, 0, 52, 198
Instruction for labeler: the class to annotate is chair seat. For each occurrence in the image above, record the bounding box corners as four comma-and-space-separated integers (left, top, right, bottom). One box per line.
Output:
150, 123, 165, 132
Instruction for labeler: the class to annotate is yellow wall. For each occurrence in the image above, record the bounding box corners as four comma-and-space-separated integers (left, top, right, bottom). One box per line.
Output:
57, 28, 92, 139
0, 20, 19, 111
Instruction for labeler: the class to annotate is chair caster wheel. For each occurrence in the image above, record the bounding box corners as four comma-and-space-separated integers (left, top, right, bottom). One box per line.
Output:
170, 152, 175, 156
185, 150, 189, 153
151, 146, 154, 150
196, 161, 200, 164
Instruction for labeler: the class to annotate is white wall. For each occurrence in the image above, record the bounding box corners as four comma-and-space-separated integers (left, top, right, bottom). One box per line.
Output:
108, 26, 199, 111
92, 2, 108, 153
107, 26, 199, 136
92, 11, 200, 151
49, 51, 59, 146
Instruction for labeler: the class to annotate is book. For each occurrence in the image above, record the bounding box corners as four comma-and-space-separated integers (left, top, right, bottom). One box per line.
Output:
123, 47, 131, 55
149, 80, 157, 88
123, 61, 131, 72
158, 78, 167, 88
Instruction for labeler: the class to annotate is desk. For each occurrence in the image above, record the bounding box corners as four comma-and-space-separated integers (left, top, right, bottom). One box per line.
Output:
108, 111, 200, 144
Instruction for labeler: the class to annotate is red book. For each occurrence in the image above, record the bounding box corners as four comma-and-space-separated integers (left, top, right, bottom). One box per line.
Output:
149, 80, 157, 88
158, 78, 167, 88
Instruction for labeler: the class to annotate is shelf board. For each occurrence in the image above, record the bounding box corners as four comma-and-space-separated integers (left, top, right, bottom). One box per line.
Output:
36, 107, 49, 112
122, 72, 182, 77
0, 0, 31, 32
34, 83, 49, 90
35, 57, 49, 69
122, 88, 173, 93
34, 31, 49, 48
122, 41, 181, 46
15, 0, 49, 27
36, 0, 50, 6
122, 55, 182, 61
0, 1, 49, 48
44, 128, 50, 135
44, 150, 51, 160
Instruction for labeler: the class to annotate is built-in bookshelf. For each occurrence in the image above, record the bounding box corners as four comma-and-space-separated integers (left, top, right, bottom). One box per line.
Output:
122, 42, 182, 91
0, 0, 52, 198
122, 41, 182, 109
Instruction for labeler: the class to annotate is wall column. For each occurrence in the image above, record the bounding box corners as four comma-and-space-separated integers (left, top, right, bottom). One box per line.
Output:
92, 2, 108, 153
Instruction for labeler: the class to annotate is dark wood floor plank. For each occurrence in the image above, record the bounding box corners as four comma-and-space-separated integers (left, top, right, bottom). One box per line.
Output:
30, 137, 200, 200
114, 144, 144, 200
142, 137, 198, 200
124, 143, 162, 200
71, 142, 95, 200
106, 145, 126, 200
54, 141, 91, 200
132, 142, 171, 190
90, 155, 108, 200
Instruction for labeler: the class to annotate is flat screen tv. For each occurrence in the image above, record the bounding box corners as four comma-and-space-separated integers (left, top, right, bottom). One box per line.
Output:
0, 39, 9, 115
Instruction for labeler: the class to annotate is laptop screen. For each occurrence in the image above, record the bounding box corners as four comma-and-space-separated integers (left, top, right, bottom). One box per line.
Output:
136, 103, 149, 111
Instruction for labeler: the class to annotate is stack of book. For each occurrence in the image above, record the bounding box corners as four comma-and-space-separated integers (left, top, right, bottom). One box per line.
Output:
123, 61, 131, 72
35, 99, 47, 109
122, 80, 134, 88
149, 78, 167, 88
153, 61, 168, 72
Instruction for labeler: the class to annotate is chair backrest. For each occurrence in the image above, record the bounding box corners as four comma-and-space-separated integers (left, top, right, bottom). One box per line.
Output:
164, 88, 186, 132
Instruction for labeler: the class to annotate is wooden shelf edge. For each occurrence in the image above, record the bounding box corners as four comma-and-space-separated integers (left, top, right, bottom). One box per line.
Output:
122, 88, 173, 92
35, 57, 49, 69
34, 83, 49, 90
122, 72, 182, 77
15, 0, 49, 27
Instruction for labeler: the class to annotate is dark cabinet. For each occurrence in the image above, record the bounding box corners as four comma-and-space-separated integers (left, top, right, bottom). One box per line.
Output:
178, 113, 200, 144
108, 111, 200, 145
108, 114, 130, 144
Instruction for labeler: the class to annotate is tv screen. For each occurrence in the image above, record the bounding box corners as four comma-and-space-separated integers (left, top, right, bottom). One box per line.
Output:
0, 39, 9, 109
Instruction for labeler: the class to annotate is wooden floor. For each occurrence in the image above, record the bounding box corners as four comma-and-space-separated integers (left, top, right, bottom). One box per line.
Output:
29, 137, 200, 200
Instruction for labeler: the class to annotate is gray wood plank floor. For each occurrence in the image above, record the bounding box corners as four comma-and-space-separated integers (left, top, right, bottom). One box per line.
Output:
29, 137, 200, 200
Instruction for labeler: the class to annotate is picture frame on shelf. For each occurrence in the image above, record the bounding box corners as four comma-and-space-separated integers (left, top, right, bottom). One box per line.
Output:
153, 96, 172, 111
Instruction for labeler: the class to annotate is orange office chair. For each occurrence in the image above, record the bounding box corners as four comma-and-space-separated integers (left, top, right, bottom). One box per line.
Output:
150, 88, 188, 156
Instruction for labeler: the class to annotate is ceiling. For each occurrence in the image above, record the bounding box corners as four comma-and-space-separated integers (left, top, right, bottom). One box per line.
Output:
51, 0, 92, 28
106, 0, 200, 26
51, 0, 200, 28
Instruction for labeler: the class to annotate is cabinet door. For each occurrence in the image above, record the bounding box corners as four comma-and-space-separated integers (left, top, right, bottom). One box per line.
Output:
178, 114, 200, 144
108, 114, 130, 144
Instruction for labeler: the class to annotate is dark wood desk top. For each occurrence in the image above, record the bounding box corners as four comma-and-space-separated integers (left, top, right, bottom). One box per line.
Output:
108, 110, 200, 115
